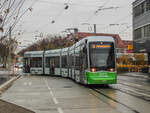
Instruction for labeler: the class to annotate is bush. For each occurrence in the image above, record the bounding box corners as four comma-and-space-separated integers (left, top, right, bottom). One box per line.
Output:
117, 67, 129, 73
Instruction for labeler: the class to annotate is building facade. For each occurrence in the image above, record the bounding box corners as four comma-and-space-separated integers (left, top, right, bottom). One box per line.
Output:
133, 0, 150, 53
133, 0, 150, 67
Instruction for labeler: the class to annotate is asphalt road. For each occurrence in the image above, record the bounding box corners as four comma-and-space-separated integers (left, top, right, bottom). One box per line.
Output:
93, 72, 150, 113
0, 72, 150, 113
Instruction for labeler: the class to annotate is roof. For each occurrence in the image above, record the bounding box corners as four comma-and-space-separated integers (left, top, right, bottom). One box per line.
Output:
122, 40, 133, 48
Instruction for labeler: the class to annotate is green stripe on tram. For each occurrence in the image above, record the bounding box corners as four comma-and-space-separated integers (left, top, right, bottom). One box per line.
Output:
85, 71, 117, 84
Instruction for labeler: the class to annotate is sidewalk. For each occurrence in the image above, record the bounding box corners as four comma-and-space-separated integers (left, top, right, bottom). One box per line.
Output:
0, 71, 34, 113
0, 99, 34, 113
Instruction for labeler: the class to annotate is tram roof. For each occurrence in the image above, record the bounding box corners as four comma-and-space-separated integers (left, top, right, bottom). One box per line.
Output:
81, 36, 114, 43
25, 36, 115, 57
24, 51, 43, 57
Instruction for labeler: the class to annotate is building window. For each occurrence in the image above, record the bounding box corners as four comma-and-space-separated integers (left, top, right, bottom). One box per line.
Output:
134, 24, 150, 40
146, 0, 150, 11
134, 1, 145, 17
133, 0, 150, 17
144, 24, 150, 37
134, 28, 142, 40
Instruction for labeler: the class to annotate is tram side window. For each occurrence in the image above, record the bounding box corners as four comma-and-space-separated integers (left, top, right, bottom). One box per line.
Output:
54, 56, 60, 68
30, 57, 42, 67
71, 53, 75, 67
75, 49, 80, 70
62, 55, 67, 68
46, 57, 50, 67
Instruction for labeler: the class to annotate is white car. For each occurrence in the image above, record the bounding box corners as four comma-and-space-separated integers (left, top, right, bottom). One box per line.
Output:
0, 63, 5, 68
18, 64, 23, 69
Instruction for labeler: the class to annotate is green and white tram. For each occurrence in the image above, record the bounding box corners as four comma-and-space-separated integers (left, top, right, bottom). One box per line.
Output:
24, 36, 117, 85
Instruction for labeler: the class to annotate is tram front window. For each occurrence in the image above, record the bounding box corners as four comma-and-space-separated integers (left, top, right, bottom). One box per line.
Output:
30, 57, 42, 67
89, 42, 115, 71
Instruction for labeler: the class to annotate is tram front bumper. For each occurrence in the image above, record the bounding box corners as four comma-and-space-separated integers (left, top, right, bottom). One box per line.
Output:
85, 71, 117, 84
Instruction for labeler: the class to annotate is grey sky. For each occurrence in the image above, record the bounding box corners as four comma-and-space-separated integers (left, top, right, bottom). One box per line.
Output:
15, 0, 135, 50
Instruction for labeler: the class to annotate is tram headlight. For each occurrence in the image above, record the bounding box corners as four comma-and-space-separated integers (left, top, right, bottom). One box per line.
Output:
91, 68, 96, 72
109, 68, 114, 72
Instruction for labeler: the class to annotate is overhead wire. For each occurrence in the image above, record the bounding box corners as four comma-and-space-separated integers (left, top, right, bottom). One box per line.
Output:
2, 0, 24, 27
2, 0, 26, 36
1, 0, 12, 26
87, 0, 112, 21
34, 0, 71, 33
4, 0, 39, 37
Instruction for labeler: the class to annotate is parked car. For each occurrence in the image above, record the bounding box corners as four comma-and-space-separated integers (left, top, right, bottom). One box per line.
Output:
18, 64, 23, 69
0, 64, 5, 68
15, 63, 23, 69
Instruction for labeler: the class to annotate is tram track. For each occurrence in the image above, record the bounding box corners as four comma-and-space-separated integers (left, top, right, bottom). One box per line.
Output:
117, 82, 150, 93
90, 81, 150, 113
90, 88, 140, 113
110, 85, 150, 102
118, 78, 150, 87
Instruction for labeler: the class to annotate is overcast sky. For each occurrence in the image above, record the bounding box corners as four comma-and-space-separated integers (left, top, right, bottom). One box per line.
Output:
15, 0, 135, 50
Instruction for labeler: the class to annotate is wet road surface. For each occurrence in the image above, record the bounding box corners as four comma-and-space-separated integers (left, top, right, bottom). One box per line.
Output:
0, 75, 121, 113
0, 72, 150, 113
93, 72, 150, 113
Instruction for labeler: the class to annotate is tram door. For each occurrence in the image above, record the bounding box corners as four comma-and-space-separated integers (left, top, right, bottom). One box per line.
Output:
50, 58, 55, 75
80, 46, 88, 82
24, 58, 30, 73
68, 51, 75, 79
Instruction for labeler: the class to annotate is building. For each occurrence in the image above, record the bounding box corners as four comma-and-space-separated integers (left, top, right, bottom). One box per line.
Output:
67, 32, 133, 54
133, 0, 150, 66
133, 0, 150, 53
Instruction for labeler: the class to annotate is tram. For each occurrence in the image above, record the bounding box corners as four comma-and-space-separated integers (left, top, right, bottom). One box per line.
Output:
24, 36, 117, 85
24, 51, 44, 74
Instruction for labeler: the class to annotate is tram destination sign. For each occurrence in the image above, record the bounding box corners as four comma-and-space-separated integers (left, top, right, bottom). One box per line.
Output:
91, 44, 111, 49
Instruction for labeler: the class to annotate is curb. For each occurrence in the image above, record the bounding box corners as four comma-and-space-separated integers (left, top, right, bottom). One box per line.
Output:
0, 76, 20, 94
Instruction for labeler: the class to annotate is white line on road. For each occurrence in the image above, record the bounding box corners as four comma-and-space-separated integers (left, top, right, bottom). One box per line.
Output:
57, 108, 64, 113
43, 78, 63, 113
43, 78, 59, 104
50, 91, 54, 97
53, 97, 58, 104
28, 82, 32, 86
43, 78, 51, 90
24, 82, 27, 85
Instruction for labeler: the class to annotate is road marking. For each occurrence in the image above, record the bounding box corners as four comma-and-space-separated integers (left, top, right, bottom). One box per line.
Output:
24, 82, 27, 85
53, 97, 58, 104
43, 78, 51, 90
43, 78, 59, 104
50, 91, 54, 97
57, 108, 64, 113
28, 82, 32, 86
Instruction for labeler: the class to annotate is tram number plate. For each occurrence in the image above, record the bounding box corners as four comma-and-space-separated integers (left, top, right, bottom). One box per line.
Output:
102, 80, 107, 82
99, 73, 108, 78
